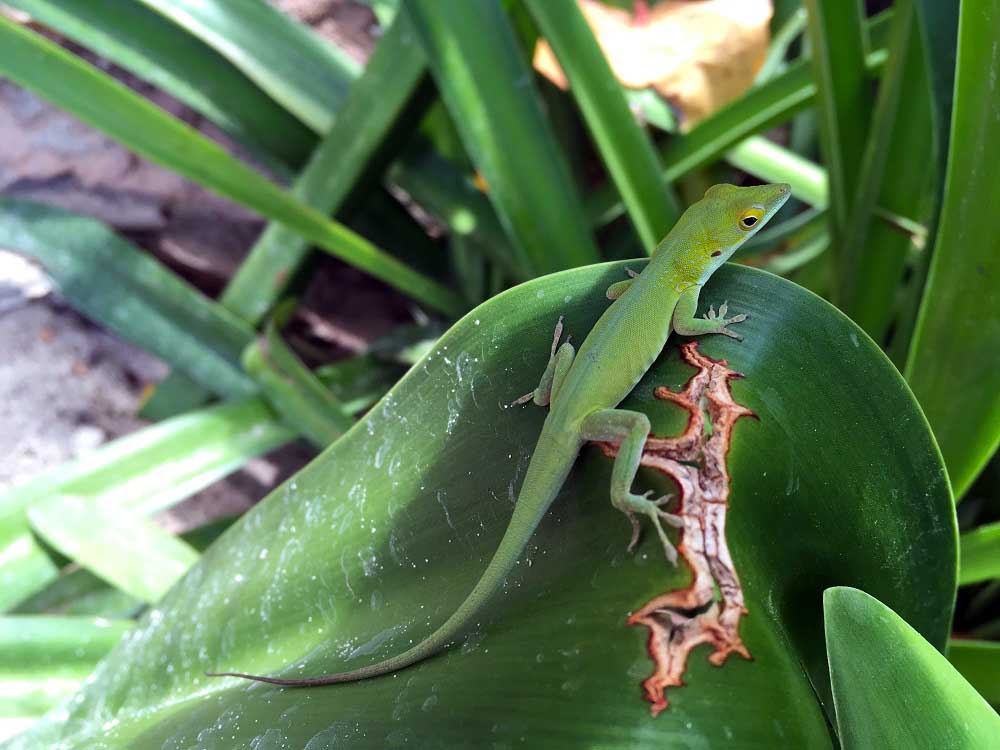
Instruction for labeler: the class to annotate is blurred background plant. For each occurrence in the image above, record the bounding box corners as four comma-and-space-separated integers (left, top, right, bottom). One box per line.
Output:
0, 0, 997, 747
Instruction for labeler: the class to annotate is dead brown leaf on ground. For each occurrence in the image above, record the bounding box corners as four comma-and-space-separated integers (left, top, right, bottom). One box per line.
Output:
534, 0, 772, 129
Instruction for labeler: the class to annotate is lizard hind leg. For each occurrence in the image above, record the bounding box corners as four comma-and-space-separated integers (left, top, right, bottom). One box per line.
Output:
581, 409, 681, 566
511, 317, 576, 407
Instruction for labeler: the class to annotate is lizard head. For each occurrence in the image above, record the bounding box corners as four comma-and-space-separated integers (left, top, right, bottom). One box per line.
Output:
691, 182, 791, 282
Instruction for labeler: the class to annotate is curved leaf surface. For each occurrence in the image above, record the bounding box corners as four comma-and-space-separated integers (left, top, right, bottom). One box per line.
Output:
6, 264, 954, 749
825, 587, 1000, 748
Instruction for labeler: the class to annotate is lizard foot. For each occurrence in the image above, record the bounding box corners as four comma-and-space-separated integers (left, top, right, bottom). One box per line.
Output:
618, 491, 681, 565
703, 302, 749, 340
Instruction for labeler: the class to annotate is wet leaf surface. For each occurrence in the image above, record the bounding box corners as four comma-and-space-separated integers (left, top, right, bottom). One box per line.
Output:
6, 263, 954, 749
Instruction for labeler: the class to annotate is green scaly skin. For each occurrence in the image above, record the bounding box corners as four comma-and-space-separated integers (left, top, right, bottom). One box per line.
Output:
207, 182, 791, 687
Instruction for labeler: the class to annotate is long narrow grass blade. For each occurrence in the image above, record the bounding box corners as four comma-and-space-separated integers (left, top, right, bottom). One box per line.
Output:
388, 149, 518, 276
725, 136, 828, 207
741, 208, 827, 256
13, 567, 142, 619
525, 0, 677, 251
3, 0, 313, 169
904, 0, 1000, 499
912, 0, 959, 182
6, 0, 513, 292
586, 10, 892, 228
756, 7, 808, 83
0, 399, 292, 611
802, 0, 869, 237
947, 640, 1000, 707
0, 199, 256, 398
0, 16, 463, 316
958, 522, 1000, 586
839, 4, 934, 338
155, 12, 440, 416
314, 355, 406, 416
0, 616, 131, 726
0, 348, 403, 612
220, 12, 431, 325
27, 497, 200, 604
888, 1, 961, 364
136, 0, 358, 133
406, 0, 600, 275
243, 305, 355, 448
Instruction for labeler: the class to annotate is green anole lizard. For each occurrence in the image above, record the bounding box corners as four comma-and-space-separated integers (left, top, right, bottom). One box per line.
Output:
207, 182, 790, 687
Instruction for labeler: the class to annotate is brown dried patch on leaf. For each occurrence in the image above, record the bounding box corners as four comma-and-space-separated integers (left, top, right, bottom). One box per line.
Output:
595, 341, 754, 716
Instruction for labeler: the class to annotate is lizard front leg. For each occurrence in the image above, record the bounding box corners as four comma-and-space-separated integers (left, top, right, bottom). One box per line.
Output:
605, 267, 640, 300
512, 317, 576, 407
671, 285, 748, 340
581, 409, 682, 565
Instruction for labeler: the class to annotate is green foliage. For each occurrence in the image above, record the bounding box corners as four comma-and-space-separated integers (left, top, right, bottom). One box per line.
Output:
524, 0, 678, 249
826, 588, 1000, 748
4, 265, 955, 748
0, 13, 461, 316
904, 0, 1000, 499
0, 0, 997, 744
406, 0, 600, 275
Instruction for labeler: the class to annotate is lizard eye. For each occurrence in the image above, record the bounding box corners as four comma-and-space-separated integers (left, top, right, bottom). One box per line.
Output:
738, 208, 764, 231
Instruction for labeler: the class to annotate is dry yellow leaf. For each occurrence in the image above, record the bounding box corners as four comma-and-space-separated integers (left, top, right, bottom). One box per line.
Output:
533, 0, 772, 129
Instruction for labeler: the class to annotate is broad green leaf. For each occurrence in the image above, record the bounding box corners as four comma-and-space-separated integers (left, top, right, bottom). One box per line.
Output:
905, 0, 1000, 499
135, 0, 358, 134
8, 264, 953, 748
0, 616, 130, 728
525, 0, 678, 250
0, 199, 256, 399
0, 16, 463, 316
0, 399, 291, 612
220, 12, 431, 325
839, 4, 934, 339
947, 640, 1000, 707
803, 0, 869, 236
2, 0, 313, 170
958, 521, 1000, 586
825, 587, 1000, 748
27, 497, 200, 604
406, 0, 600, 275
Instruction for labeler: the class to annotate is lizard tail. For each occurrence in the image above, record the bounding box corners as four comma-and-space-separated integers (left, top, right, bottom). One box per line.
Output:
207, 423, 578, 687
